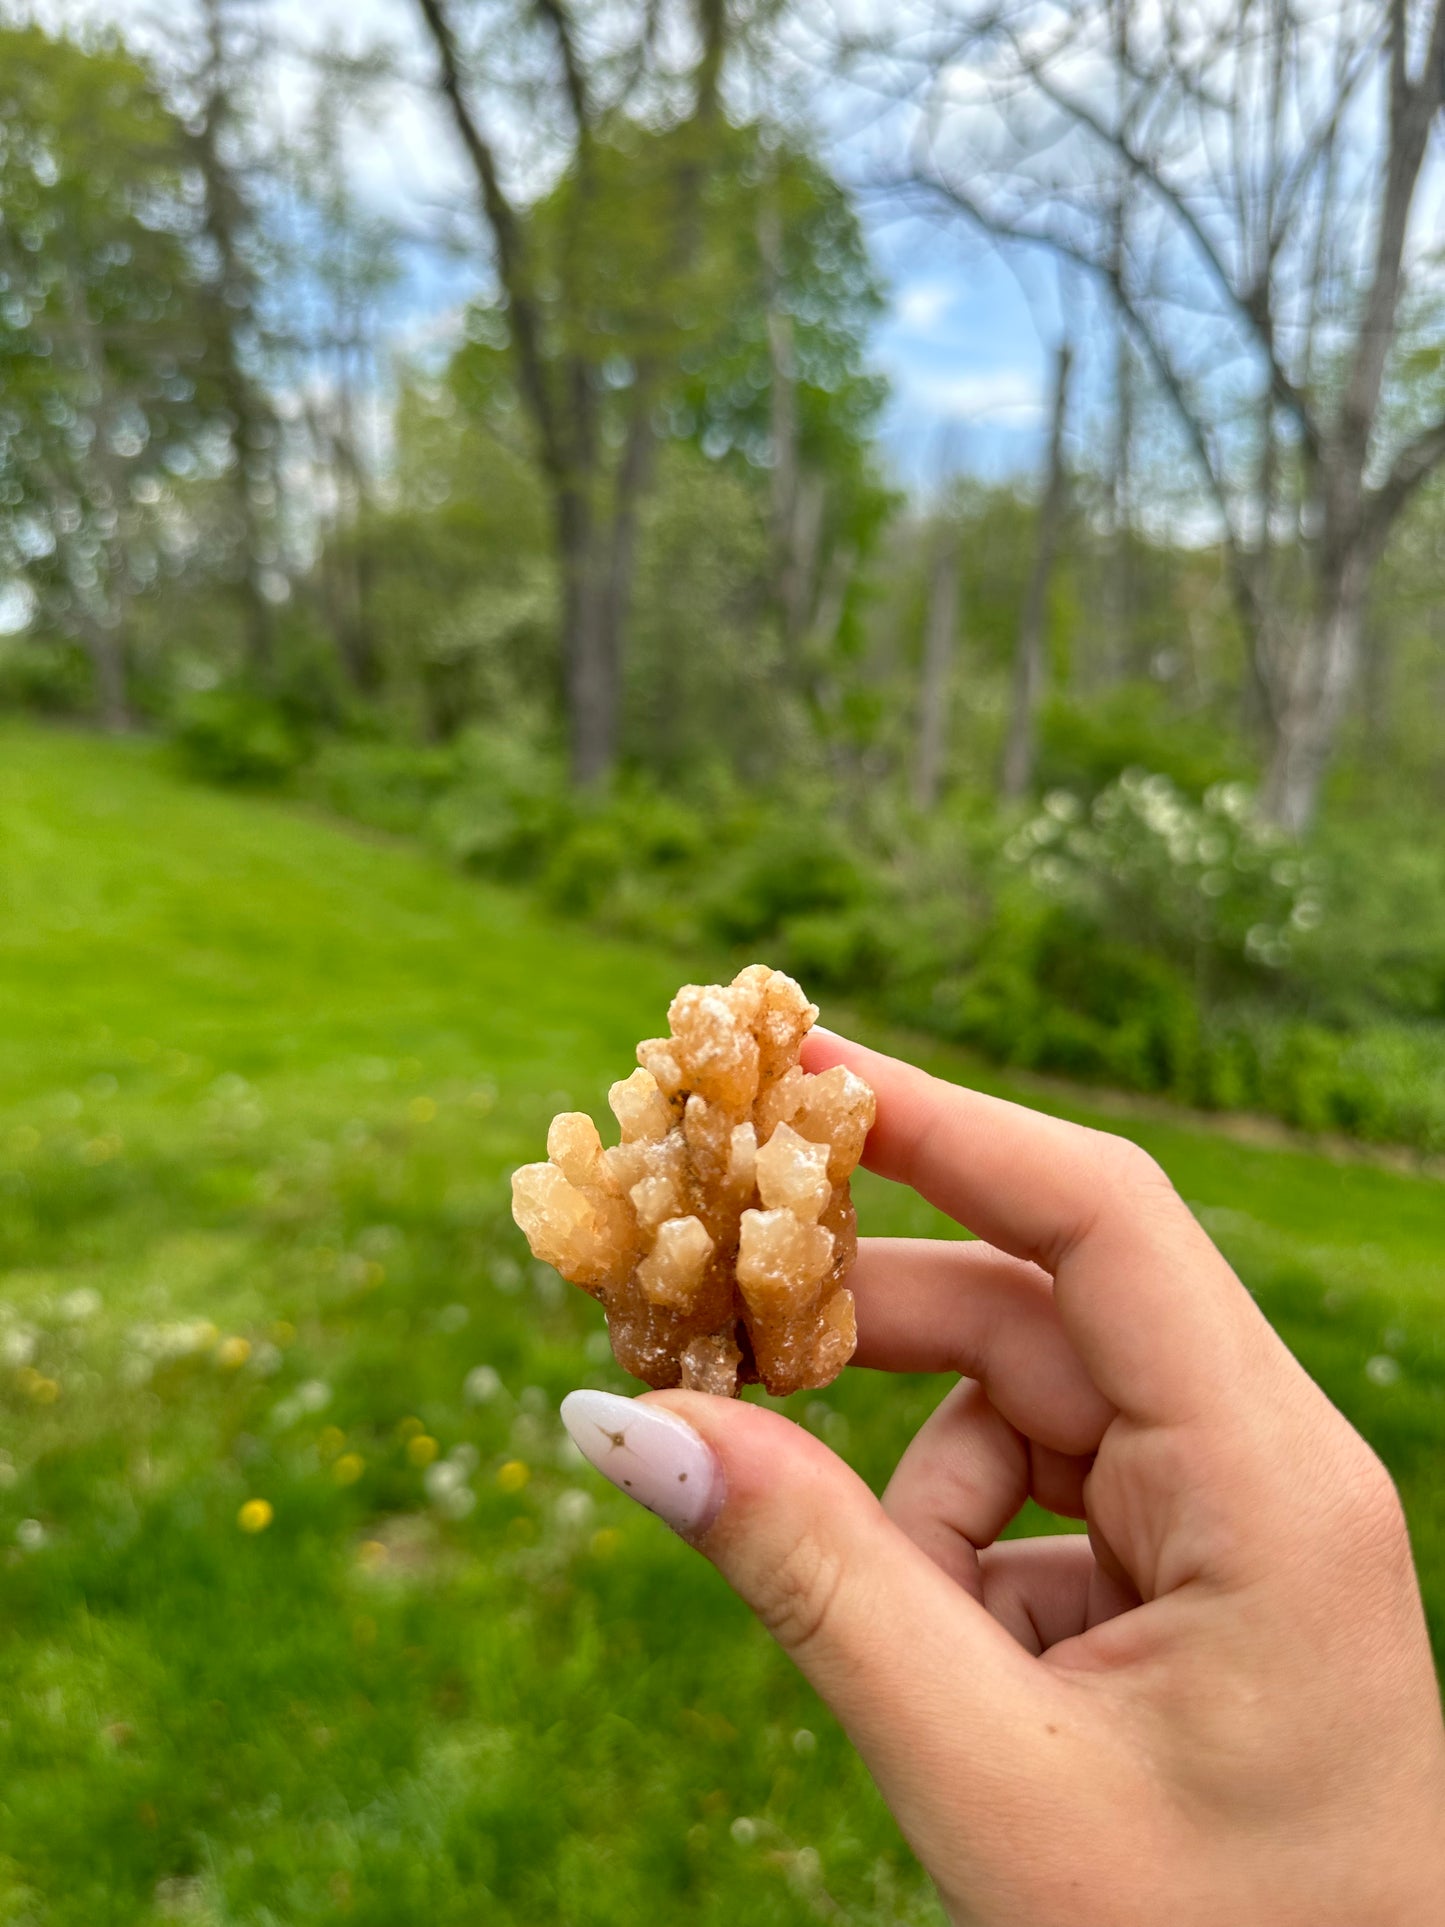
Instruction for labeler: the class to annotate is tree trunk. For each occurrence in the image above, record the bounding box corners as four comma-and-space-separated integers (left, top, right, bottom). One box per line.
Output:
760, 199, 798, 632
911, 534, 960, 811
591, 386, 655, 772
1259, 574, 1365, 834
1001, 341, 1072, 801
560, 488, 616, 787
82, 617, 130, 732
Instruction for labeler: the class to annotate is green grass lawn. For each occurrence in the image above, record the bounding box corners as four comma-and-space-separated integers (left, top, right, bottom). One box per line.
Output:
0, 724, 1441, 1925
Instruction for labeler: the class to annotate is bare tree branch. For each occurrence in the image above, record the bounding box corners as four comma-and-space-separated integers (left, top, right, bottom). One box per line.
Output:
1364, 413, 1445, 557
533, 0, 593, 146
995, 15, 1318, 456
1335, 0, 1445, 505
412, 0, 565, 479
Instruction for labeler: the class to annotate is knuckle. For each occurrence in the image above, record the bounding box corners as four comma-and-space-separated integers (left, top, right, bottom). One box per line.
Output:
1092, 1129, 1172, 1196
1341, 1442, 1407, 1544
753, 1529, 847, 1657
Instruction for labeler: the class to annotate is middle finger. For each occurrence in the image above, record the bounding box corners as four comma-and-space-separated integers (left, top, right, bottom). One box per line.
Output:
849, 1237, 1114, 1457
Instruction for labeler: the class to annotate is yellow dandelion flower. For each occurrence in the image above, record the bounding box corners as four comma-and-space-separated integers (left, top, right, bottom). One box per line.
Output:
28, 1375, 60, 1405
237, 1498, 274, 1534
396, 1415, 424, 1440
216, 1336, 251, 1370
496, 1458, 530, 1495
356, 1540, 388, 1571
272, 1320, 296, 1346
406, 1434, 439, 1468
317, 1425, 346, 1461
589, 1527, 621, 1559
407, 1095, 438, 1125
333, 1452, 364, 1486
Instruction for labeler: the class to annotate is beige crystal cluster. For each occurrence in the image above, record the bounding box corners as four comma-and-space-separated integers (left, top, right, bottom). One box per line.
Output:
510, 966, 876, 1398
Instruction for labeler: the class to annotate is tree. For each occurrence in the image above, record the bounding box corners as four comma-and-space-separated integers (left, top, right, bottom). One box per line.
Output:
880, 0, 1445, 830
411, 0, 734, 787
441, 102, 891, 775
0, 25, 229, 726
172, 0, 285, 681
1002, 339, 1073, 799
910, 524, 962, 811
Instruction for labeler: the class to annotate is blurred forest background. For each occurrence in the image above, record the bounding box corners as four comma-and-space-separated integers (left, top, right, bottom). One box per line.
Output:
3, 0, 1445, 1147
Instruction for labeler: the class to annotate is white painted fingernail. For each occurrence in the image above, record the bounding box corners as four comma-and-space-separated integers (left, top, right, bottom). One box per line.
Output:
559, 1389, 724, 1538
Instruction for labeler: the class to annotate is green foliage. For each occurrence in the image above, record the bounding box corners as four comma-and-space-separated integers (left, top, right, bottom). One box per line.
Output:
170, 688, 310, 787
0, 635, 90, 713
623, 447, 802, 782
0, 726, 1441, 1918
1035, 684, 1246, 797
0, 26, 229, 660
1005, 772, 1313, 991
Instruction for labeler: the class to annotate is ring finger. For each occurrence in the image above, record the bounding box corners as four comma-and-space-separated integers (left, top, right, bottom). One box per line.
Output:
883, 1377, 1094, 1598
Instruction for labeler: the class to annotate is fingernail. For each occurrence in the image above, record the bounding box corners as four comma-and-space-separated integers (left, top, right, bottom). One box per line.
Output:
559, 1389, 724, 1538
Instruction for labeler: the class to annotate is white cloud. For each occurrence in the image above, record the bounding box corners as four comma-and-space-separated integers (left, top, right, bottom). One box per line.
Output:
909, 368, 1044, 424
893, 280, 955, 335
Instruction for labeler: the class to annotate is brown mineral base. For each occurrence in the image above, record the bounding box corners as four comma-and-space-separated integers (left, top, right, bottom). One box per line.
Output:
510, 966, 877, 1398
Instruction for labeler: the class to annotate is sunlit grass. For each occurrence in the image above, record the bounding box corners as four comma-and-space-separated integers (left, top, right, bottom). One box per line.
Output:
0, 723, 1440, 1923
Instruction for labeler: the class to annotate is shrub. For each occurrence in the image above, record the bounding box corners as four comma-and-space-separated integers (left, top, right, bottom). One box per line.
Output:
305, 739, 463, 837
170, 689, 309, 787
700, 814, 868, 948
1006, 771, 1315, 996
0, 635, 91, 714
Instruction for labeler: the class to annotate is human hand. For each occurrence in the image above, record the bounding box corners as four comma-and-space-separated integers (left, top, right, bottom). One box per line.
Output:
560, 1032, 1445, 1926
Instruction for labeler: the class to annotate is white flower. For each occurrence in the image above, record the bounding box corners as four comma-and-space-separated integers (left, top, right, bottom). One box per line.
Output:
463, 1365, 502, 1404
2, 1330, 37, 1367
555, 1488, 594, 1528
424, 1460, 465, 1500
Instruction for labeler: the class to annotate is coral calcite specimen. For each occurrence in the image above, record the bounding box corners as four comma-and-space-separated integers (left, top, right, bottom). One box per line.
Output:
511, 966, 876, 1397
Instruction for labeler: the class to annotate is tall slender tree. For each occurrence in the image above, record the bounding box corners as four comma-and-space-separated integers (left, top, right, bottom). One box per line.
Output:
1001, 339, 1072, 800
412, 0, 730, 786
886, 0, 1445, 830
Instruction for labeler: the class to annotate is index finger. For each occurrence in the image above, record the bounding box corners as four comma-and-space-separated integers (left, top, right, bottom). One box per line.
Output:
803, 1029, 1280, 1429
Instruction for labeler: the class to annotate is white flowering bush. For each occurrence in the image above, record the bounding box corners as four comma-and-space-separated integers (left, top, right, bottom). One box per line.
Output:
1005, 771, 1324, 987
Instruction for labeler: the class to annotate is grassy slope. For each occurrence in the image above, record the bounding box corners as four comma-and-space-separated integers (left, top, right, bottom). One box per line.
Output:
0, 725, 1440, 1925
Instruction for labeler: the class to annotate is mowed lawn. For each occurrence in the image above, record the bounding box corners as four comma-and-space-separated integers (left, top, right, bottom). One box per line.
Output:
0, 725, 1441, 1926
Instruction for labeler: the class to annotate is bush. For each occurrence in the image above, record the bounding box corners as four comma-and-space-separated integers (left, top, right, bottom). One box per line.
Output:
919, 903, 1202, 1095
170, 689, 309, 787
700, 814, 868, 948
0, 635, 91, 713
304, 739, 463, 837
1036, 685, 1244, 799
1005, 771, 1314, 996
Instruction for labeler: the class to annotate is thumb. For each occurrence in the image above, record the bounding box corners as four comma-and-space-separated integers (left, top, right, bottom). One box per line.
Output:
559, 1387, 1049, 1828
